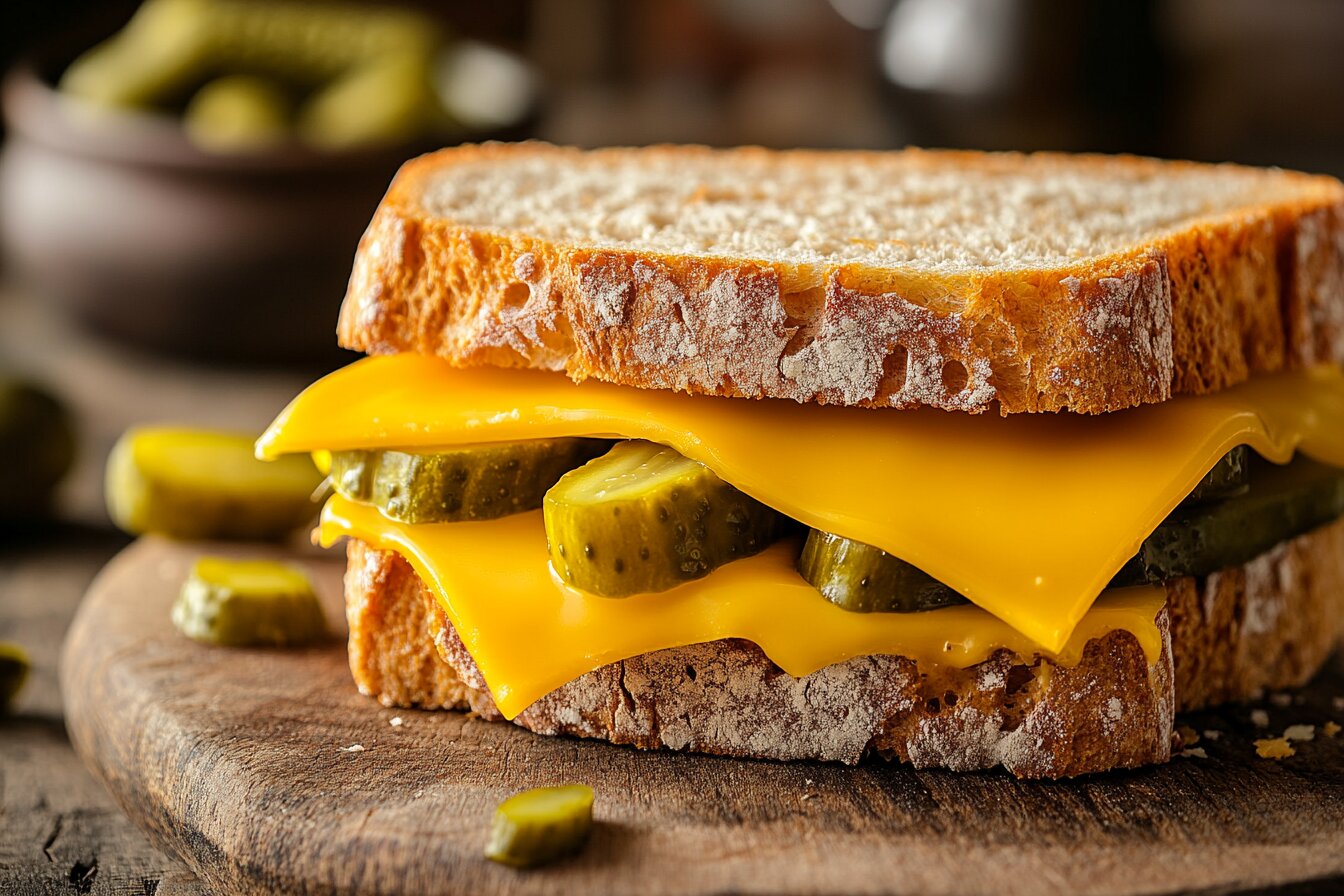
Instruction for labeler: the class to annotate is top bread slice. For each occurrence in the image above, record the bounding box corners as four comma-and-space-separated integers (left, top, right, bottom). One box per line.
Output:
338, 143, 1344, 414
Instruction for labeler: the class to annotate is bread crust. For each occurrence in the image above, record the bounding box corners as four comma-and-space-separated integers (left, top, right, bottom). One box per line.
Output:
341, 519, 1344, 778
338, 144, 1344, 414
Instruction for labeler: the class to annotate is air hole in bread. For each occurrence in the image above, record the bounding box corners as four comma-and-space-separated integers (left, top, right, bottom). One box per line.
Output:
780, 285, 826, 360
1004, 664, 1034, 697
685, 665, 697, 682
879, 345, 909, 397
926, 697, 941, 714
501, 282, 530, 309
941, 359, 969, 394
781, 285, 826, 326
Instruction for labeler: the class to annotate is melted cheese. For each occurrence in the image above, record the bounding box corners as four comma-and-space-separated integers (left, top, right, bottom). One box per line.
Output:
259, 356, 1344, 652
318, 495, 1166, 719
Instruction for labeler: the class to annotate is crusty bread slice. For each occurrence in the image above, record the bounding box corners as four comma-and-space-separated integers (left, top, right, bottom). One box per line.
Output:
341, 519, 1344, 778
339, 144, 1344, 414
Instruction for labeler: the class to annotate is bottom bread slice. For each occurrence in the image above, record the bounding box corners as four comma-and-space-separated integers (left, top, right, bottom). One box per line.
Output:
342, 519, 1344, 778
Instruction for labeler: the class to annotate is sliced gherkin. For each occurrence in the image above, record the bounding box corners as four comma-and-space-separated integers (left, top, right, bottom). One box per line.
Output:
484, 785, 594, 868
798, 531, 967, 613
107, 427, 321, 540
1182, 446, 1250, 505
184, 75, 290, 152
0, 642, 31, 711
0, 377, 75, 520
329, 439, 610, 524
544, 441, 790, 597
1111, 454, 1344, 585
173, 557, 327, 647
803, 452, 1344, 614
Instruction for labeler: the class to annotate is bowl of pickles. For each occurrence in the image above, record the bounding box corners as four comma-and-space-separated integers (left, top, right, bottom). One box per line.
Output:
0, 0, 534, 363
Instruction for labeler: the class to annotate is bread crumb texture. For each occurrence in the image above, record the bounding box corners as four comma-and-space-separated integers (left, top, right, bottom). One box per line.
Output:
340, 143, 1344, 414
1255, 737, 1295, 759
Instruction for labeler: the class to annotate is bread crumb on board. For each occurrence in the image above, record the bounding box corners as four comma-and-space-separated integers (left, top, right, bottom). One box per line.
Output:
1283, 724, 1315, 742
1178, 747, 1207, 759
1254, 738, 1295, 760
341, 744, 366, 753
1250, 709, 1271, 728
1202, 729, 1223, 741
1323, 721, 1341, 738
1177, 724, 1200, 746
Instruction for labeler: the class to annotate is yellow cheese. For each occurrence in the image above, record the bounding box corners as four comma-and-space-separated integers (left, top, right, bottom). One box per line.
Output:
319, 495, 1166, 719
259, 355, 1344, 652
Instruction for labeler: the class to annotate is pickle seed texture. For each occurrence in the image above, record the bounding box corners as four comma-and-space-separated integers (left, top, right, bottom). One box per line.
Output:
544, 440, 789, 597
484, 784, 595, 868
328, 439, 610, 524
799, 530, 968, 613
173, 556, 327, 647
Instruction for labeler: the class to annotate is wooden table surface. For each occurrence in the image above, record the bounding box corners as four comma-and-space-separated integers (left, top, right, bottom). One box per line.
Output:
0, 292, 320, 894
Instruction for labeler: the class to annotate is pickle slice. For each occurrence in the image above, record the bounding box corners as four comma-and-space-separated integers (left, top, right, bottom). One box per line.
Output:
798, 530, 967, 613
1113, 454, 1344, 585
0, 377, 75, 520
806, 452, 1344, 614
329, 439, 609, 524
484, 784, 594, 868
107, 427, 321, 540
1183, 446, 1250, 505
173, 557, 326, 647
184, 75, 290, 151
0, 642, 31, 711
544, 441, 789, 597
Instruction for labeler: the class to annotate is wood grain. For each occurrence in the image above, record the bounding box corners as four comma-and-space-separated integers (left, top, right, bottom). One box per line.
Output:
62, 537, 1344, 896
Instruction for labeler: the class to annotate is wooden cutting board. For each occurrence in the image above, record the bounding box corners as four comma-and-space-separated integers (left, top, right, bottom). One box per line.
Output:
62, 537, 1344, 896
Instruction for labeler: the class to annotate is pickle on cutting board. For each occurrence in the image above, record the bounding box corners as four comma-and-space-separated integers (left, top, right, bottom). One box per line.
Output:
544, 441, 789, 597
1112, 454, 1344, 585
0, 377, 76, 520
173, 556, 326, 647
0, 642, 31, 711
106, 427, 321, 540
798, 530, 968, 613
484, 784, 594, 868
329, 439, 610, 524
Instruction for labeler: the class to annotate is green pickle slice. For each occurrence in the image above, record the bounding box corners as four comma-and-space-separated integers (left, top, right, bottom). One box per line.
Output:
1112, 454, 1344, 585
1182, 446, 1250, 505
106, 427, 321, 540
0, 642, 31, 711
173, 557, 326, 647
799, 531, 967, 613
804, 450, 1344, 614
184, 75, 290, 151
0, 377, 75, 520
328, 439, 610, 524
484, 784, 594, 868
544, 440, 789, 597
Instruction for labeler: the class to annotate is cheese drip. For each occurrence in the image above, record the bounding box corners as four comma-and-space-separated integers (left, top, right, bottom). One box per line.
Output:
319, 496, 1166, 719
260, 356, 1344, 651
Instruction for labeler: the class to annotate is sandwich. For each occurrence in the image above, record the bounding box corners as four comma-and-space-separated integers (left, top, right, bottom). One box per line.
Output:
257, 144, 1344, 778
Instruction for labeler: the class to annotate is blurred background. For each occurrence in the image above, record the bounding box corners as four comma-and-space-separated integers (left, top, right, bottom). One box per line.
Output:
2, 0, 1343, 528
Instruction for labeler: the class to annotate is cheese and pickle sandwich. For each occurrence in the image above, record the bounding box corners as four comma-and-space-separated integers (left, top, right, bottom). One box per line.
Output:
259, 144, 1344, 778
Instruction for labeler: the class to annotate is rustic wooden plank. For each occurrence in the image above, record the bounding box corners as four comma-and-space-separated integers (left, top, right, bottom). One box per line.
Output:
61, 536, 1344, 896
0, 529, 207, 895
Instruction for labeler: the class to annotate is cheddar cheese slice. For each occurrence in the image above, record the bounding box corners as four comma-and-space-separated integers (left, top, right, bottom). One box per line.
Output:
319, 496, 1166, 719
260, 356, 1344, 653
